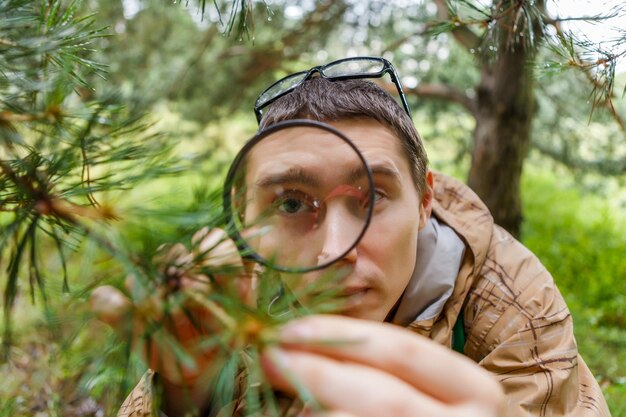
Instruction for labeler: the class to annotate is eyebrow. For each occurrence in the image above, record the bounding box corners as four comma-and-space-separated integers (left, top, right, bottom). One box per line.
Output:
346, 163, 402, 185
254, 162, 402, 190
255, 167, 321, 188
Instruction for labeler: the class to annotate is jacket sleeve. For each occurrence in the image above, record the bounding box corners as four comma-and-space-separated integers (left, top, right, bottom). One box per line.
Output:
116, 371, 299, 417
117, 370, 157, 417
463, 225, 611, 417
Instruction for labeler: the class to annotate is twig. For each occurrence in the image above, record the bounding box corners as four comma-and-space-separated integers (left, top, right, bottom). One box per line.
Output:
533, 141, 626, 175
534, 83, 626, 175
550, 21, 626, 132
433, 0, 481, 51
381, 28, 428, 55
0, 37, 18, 47
166, 25, 218, 100
0, 111, 49, 123
188, 291, 237, 331
544, 16, 615, 24
382, 82, 476, 116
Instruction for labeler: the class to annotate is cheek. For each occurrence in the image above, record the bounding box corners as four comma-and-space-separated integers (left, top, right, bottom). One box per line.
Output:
364, 209, 419, 282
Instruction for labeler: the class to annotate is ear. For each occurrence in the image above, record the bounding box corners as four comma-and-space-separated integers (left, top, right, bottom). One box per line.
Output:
418, 170, 434, 230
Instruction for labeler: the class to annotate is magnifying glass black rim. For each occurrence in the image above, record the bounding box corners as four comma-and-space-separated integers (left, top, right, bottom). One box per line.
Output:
222, 119, 375, 273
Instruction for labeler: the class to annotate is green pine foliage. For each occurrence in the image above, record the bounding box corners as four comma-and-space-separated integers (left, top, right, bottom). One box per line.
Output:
1, 4, 346, 414
0, 0, 179, 351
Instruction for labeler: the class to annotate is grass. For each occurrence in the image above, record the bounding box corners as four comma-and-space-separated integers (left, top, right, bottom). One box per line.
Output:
521, 168, 626, 415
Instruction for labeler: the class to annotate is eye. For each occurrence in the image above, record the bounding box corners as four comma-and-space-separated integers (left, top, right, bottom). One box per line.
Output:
374, 189, 386, 202
279, 197, 304, 214
273, 190, 319, 215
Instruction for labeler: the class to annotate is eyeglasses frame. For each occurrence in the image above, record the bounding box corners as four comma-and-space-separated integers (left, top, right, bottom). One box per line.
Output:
253, 56, 412, 124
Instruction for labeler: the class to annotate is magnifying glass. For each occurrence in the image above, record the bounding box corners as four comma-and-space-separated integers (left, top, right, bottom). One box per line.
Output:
223, 120, 375, 273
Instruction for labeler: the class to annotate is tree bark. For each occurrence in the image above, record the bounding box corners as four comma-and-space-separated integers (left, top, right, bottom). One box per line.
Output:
468, 46, 535, 237
464, 1, 545, 238
430, 0, 547, 237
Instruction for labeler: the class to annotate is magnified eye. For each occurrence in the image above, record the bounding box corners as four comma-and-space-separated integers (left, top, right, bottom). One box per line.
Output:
273, 189, 319, 215
356, 187, 385, 209
279, 197, 304, 214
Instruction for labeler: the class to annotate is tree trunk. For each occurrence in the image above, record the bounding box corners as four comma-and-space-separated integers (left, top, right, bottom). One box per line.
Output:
468, 47, 535, 238
430, 0, 545, 238
467, 2, 543, 238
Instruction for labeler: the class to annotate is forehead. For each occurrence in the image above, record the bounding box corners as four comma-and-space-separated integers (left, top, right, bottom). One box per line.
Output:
245, 119, 411, 185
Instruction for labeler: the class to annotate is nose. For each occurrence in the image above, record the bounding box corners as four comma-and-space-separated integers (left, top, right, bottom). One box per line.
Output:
316, 202, 360, 266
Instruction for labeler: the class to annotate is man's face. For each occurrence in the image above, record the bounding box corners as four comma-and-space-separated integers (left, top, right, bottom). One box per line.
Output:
242, 119, 433, 322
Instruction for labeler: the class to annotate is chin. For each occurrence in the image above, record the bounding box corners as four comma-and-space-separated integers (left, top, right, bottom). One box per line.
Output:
339, 306, 385, 322
330, 290, 387, 321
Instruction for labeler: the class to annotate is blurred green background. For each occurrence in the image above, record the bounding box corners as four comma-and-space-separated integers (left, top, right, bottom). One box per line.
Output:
1, 1, 625, 415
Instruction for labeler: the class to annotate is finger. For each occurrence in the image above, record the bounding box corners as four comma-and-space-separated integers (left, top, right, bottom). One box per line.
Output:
276, 315, 502, 407
298, 403, 356, 417
196, 228, 242, 268
199, 228, 260, 306
92, 283, 216, 384
307, 413, 354, 417
192, 227, 257, 303
168, 242, 194, 265
142, 324, 220, 386
191, 226, 211, 246
261, 348, 448, 417
178, 274, 212, 296
154, 243, 193, 275
138, 301, 223, 385
90, 285, 132, 330
301, 410, 356, 417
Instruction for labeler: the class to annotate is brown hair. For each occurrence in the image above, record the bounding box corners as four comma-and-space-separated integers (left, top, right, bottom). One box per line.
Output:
258, 78, 429, 195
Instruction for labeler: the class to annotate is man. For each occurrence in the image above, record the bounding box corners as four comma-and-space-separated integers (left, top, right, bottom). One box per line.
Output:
94, 57, 610, 417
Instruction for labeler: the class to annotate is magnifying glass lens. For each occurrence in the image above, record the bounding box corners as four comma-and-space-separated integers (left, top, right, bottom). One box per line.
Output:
225, 121, 374, 273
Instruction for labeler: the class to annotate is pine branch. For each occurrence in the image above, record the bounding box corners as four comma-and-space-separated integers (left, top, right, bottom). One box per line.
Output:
0, 110, 57, 123
166, 25, 219, 100
381, 28, 427, 55
548, 20, 626, 132
0, 37, 18, 47
195, 0, 266, 39
430, 0, 548, 57
382, 82, 476, 115
409, 83, 476, 115
222, 0, 348, 110
433, 0, 481, 51
532, 82, 626, 175
544, 16, 616, 24
533, 141, 626, 176
0, 0, 184, 355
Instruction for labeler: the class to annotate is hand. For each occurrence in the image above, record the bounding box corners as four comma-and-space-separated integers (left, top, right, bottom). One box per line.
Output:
91, 227, 252, 415
261, 315, 504, 417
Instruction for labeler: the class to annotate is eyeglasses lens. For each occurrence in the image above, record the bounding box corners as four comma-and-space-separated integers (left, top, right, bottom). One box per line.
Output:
322, 58, 385, 77
257, 72, 309, 108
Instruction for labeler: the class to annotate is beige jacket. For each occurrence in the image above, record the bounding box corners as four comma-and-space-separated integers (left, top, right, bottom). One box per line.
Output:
404, 173, 610, 417
117, 173, 610, 417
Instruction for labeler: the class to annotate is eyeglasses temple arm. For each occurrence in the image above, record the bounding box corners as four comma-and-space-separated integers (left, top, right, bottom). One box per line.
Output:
388, 69, 412, 119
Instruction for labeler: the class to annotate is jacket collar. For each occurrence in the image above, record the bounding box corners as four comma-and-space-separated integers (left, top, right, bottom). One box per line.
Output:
402, 172, 494, 342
